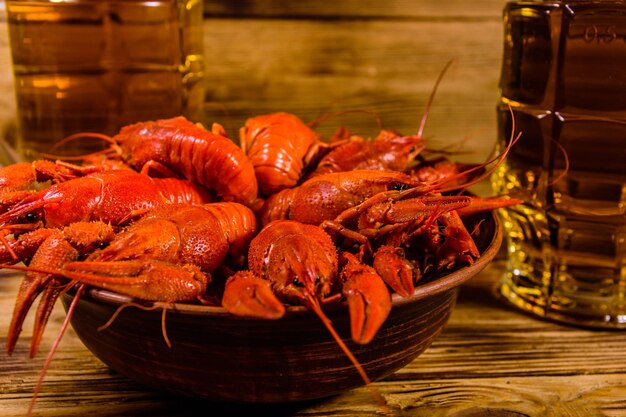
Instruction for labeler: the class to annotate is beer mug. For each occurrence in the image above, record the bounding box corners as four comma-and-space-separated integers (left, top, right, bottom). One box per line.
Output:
493, 0, 626, 328
4, 0, 205, 160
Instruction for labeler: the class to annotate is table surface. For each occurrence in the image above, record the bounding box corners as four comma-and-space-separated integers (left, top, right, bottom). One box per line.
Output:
1, 258, 625, 417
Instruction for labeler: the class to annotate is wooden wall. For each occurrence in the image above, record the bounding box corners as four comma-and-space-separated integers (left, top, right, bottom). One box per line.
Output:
0, 0, 508, 163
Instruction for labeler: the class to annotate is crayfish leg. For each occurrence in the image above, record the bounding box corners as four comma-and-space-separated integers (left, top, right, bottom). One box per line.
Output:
60, 260, 208, 302
6, 234, 78, 355
222, 271, 285, 320
30, 279, 69, 357
139, 159, 178, 178
0, 228, 56, 264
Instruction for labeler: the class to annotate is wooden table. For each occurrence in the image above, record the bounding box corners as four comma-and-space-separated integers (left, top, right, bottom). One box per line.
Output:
2, 257, 625, 417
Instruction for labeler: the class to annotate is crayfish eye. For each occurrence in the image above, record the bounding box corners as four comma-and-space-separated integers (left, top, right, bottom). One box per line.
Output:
291, 277, 304, 288
97, 241, 109, 250
315, 276, 321, 285
25, 212, 39, 223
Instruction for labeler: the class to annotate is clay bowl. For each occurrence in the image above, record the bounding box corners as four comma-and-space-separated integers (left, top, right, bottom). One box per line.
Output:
61, 210, 501, 403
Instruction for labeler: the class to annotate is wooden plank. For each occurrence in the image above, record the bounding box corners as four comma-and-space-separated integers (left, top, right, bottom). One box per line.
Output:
0, 2, 510, 23
202, 0, 509, 20
360, 375, 626, 417
1, 3, 623, 416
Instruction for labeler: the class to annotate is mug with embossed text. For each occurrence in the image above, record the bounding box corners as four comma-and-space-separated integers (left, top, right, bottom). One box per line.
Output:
492, 0, 626, 328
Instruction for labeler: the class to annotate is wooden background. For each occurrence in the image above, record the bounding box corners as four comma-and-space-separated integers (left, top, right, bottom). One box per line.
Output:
0, 0, 508, 164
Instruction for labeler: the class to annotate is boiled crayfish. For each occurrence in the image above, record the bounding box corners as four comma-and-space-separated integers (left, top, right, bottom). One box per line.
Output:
223, 219, 392, 345
239, 112, 328, 197
5, 202, 257, 355
222, 219, 392, 396
58, 116, 259, 206
0, 98, 522, 417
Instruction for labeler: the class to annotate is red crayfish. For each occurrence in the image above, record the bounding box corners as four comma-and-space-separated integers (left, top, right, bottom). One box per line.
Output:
240, 112, 328, 197
61, 116, 259, 206
2, 170, 214, 356
222, 219, 392, 405
5, 202, 257, 355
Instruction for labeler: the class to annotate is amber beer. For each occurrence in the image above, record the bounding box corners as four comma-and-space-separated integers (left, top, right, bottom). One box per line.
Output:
492, 0, 626, 328
5, 0, 204, 159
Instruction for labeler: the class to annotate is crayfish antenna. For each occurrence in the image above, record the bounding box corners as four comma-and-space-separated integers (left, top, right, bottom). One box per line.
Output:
39, 131, 119, 161
27, 284, 85, 417
547, 137, 570, 187
97, 301, 173, 348
307, 108, 383, 132
306, 296, 394, 417
412, 105, 522, 198
417, 59, 454, 139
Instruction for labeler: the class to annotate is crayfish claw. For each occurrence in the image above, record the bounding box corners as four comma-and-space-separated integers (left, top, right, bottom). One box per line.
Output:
340, 252, 391, 345
372, 245, 416, 298
222, 271, 285, 320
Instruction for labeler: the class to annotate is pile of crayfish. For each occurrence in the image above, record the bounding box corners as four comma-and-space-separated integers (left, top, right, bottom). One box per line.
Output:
0, 109, 519, 408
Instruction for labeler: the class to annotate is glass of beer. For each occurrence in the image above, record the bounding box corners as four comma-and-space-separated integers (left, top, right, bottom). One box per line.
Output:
492, 0, 626, 329
5, 0, 205, 160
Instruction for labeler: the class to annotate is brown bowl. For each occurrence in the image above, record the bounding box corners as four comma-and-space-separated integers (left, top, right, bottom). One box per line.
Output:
61, 211, 501, 403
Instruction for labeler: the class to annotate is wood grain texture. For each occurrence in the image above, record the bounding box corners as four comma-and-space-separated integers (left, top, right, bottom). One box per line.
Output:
196, 0, 508, 164
201, 0, 508, 19
201, 17, 503, 162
